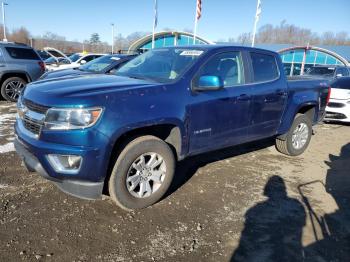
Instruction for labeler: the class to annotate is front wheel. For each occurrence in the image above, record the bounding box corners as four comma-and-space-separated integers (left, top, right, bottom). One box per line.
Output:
108, 136, 175, 210
276, 114, 312, 156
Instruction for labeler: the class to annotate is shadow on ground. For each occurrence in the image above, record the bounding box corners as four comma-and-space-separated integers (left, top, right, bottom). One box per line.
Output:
166, 138, 275, 198
231, 175, 306, 261
230, 143, 350, 262
303, 143, 350, 261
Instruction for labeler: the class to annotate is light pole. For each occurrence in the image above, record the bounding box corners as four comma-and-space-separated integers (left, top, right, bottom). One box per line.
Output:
2, 2, 8, 42
111, 23, 115, 54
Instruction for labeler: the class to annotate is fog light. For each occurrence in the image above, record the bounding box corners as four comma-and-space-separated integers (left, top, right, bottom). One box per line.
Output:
47, 154, 82, 174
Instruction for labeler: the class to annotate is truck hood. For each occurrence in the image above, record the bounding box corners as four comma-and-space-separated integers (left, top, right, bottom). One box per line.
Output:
330, 88, 350, 100
24, 74, 159, 103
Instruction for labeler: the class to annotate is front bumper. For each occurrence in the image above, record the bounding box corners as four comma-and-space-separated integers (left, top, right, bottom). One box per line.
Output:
325, 99, 350, 123
14, 115, 112, 200
14, 138, 104, 200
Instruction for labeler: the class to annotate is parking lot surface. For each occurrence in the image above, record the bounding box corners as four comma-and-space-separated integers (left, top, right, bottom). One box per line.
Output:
0, 101, 349, 262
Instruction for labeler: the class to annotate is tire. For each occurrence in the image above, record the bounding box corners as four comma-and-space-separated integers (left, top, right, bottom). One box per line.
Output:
1, 77, 27, 102
108, 135, 175, 210
276, 114, 312, 156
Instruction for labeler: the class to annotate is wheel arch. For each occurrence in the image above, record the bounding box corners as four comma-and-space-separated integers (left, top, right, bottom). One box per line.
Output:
102, 123, 184, 193
278, 102, 317, 140
0, 71, 31, 84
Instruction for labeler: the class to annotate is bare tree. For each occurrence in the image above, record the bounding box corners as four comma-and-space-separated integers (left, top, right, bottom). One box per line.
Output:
233, 21, 346, 46
237, 32, 252, 45
9, 26, 30, 44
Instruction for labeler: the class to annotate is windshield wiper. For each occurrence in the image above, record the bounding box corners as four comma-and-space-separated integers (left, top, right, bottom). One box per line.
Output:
116, 73, 161, 82
127, 74, 147, 80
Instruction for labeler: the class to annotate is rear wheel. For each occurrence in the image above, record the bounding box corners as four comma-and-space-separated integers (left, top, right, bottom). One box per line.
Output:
108, 136, 175, 210
1, 77, 27, 102
276, 114, 312, 156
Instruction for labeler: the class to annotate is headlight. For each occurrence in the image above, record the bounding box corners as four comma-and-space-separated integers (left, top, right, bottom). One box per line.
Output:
17, 96, 26, 119
44, 107, 103, 130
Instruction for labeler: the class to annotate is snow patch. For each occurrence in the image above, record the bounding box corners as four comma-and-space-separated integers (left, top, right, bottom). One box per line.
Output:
0, 142, 14, 153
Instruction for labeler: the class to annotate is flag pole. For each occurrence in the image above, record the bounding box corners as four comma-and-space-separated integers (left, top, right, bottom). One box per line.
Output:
152, 0, 157, 49
251, 0, 261, 47
193, 0, 201, 44
193, 15, 198, 44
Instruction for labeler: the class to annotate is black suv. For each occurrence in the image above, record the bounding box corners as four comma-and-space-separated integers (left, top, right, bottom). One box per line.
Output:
0, 42, 45, 102
305, 65, 350, 78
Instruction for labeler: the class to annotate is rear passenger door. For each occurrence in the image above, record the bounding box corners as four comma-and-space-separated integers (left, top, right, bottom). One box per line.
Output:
249, 52, 288, 139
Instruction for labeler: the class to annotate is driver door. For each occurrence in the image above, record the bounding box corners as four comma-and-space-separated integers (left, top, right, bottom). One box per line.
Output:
188, 51, 253, 154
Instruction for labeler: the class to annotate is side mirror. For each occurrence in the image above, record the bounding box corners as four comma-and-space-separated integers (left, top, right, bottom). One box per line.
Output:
336, 73, 343, 77
194, 75, 224, 91
80, 60, 87, 65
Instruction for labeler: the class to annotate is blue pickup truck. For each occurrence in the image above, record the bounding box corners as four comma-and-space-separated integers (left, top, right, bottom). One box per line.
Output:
14, 45, 330, 210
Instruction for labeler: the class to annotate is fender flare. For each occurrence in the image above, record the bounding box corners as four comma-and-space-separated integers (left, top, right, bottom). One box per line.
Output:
0, 70, 32, 83
278, 102, 317, 140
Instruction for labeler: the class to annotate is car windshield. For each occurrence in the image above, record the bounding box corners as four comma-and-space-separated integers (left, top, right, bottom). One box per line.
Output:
68, 53, 82, 62
115, 48, 205, 82
79, 55, 118, 72
45, 57, 56, 63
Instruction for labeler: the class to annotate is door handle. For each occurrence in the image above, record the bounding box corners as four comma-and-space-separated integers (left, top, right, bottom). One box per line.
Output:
237, 94, 251, 101
276, 90, 287, 96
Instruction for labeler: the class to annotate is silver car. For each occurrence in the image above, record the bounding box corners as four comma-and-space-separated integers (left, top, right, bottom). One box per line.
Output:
0, 42, 45, 102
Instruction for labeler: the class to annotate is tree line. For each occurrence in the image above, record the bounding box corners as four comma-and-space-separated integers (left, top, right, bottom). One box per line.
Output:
0, 21, 348, 55
231, 20, 350, 46
0, 25, 149, 54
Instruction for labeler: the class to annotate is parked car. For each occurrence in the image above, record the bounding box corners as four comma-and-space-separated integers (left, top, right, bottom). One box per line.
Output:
324, 77, 350, 123
45, 49, 105, 71
44, 56, 70, 66
36, 50, 51, 61
39, 54, 137, 80
14, 45, 330, 210
305, 65, 350, 78
0, 42, 45, 102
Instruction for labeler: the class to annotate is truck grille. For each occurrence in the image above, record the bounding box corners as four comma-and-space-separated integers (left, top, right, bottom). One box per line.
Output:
20, 99, 48, 137
23, 117, 42, 135
327, 102, 345, 108
23, 99, 49, 114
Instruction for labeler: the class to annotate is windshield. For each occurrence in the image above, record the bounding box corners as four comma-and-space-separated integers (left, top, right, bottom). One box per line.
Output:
69, 53, 82, 62
116, 48, 205, 82
79, 55, 118, 72
45, 57, 56, 63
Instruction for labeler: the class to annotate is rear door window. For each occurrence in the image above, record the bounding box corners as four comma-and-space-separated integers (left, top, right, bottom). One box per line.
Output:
82, 55, 96, 63
5, 47, 40, 60
250, 52, 279, 82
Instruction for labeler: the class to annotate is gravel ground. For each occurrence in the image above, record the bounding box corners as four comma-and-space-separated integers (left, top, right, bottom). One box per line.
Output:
0, 101, 349, 262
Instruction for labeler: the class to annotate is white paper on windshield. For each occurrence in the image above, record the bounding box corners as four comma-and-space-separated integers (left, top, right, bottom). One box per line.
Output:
180, 50, 203, 56
110, 57, 121, 60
